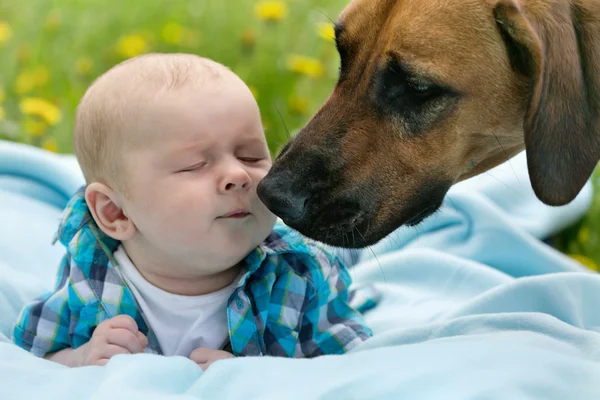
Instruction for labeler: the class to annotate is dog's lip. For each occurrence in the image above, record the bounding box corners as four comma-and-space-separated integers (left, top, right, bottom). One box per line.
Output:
218, 209, 252, 218
403, 205, 438, 226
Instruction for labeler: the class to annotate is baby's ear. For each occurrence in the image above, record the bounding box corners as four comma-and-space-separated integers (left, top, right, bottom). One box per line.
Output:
85, 182, 136, 241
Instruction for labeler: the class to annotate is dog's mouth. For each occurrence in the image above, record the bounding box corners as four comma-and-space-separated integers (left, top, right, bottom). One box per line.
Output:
285, 199, 372, 248
279, 187, 447, 248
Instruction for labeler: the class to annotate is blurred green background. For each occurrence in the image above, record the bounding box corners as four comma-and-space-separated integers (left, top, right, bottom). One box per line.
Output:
0, 0, 597, 269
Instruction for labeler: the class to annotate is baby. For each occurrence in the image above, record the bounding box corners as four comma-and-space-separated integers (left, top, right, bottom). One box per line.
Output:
13, 53, 374, 370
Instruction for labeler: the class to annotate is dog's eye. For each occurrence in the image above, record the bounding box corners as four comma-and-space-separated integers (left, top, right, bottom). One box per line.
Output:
372, 58, 459, 135
408, 80, 434, 93
384, 68, 440, 101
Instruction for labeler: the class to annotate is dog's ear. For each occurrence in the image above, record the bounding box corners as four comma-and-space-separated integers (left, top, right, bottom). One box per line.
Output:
494, 0, 600, 206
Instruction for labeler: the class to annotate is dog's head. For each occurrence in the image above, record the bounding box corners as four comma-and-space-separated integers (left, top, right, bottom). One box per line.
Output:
257, 0, 600, 247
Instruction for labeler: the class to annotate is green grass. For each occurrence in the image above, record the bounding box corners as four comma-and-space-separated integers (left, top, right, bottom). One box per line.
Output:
0, 0, 597, 269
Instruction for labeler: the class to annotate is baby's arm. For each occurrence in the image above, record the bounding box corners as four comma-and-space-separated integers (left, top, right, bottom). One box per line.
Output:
13, 254, 74, 357
45, 315, 147, 367
13, 254, 146, 367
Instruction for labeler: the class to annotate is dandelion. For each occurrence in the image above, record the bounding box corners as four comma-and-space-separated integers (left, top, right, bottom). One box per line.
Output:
181, 30, 201, 48
317, 22, 335, 42
0, 21, 12, 45
161, 22, 184, 45
41, 137, 59, 153
24, 118, 47, 137
242, 28, 257, 48
255, 1, 287, 22
44, 11, 63, 32
14, 67, 50, 94
15, 71, 35, 95
17, 45, 32, 63
116, 34, 147, 58
33, 66, 50, 87
0, 106, 5, 120
286, 54, 324, 78
75, 57, 94, 75
288, 95, 309, 115
577, 227, 590, 245
20, 97, 62, 126
569, 254, 599, 272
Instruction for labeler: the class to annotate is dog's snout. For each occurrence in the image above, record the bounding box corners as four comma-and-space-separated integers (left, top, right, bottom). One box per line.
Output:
257, 173, 308, 221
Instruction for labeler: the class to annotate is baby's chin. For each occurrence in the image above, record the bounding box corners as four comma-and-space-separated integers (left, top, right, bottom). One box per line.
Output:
225, 216, 277, 263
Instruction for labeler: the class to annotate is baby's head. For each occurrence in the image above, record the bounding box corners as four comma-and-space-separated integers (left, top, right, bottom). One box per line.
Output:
75, 53, 277, 288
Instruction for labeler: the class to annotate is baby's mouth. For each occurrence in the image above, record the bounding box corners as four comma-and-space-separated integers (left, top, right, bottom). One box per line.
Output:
218, 209, 252, 219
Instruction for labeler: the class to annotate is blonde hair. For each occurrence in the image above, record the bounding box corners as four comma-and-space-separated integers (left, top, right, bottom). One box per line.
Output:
74, 53, 229, 190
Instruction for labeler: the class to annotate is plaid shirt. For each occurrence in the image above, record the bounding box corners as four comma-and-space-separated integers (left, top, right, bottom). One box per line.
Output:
13, 187, 375, 358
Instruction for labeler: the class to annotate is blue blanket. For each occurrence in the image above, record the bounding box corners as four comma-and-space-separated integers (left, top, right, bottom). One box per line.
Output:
1, 140, 599, 399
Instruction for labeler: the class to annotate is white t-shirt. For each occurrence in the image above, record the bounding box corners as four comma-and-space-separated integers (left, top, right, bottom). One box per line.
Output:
113, 246, 237, 357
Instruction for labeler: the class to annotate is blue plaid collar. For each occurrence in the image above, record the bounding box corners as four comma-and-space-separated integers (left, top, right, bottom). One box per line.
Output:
55, 185, 306, 292
53, 186, 120, 261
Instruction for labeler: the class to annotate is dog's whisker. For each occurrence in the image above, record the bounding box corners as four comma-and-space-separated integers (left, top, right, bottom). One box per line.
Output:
354, 226, 387, 287
315, 8, 336, 25
447, 196, 459, 213
342, 232, 356, 281
274, 105, 291, 141
484, 171, 520, 196
491, 131, 520, 184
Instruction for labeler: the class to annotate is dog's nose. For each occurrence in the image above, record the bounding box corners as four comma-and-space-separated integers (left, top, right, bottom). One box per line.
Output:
257, 173, 308, 221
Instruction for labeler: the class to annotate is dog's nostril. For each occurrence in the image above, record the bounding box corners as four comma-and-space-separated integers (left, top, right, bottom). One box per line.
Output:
257, 176, 308, 221
282, 194, 307, 219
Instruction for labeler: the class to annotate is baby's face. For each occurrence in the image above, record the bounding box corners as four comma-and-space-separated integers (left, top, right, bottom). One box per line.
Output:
119, 77, 277, 275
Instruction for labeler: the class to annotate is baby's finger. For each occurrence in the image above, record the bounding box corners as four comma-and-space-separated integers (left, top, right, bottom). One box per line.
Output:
198, 362, 209, 372
106, 329, 144, 353
100, 344, 131, 359
135, 331, 148, 349
96, 358, 109, 367
189, 348, 211, 364
107, 315, 139, 333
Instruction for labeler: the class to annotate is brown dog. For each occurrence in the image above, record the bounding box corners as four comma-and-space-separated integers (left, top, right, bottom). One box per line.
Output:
257, 0, 600, 248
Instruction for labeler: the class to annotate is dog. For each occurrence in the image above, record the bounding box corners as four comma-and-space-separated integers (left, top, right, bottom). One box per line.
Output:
256, 0, 600, 248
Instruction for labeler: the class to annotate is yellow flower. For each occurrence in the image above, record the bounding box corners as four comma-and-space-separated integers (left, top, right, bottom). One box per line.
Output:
14, 67, 50, 94
17, 45, 32, 63
577, 227, 590, 244
242, 28, 257, 48
33, 66, 50, 87
0, 21, 12, 45
15, 71, 35, 95
41, 137, 59, 153
116, 34, 147, 58
255, 1, 287, 22
248, 85, 259, 100
286, 54, 325, 78
0, 106, 5, 120
75, 57, 94, 75
24, 118, 47, 137
317, 22, 335, 42
288, 95, 309, 115
181, 30, 201, 48
45, 11, 63, 32
161, 22, 184, 45
569, 254, 599, 272
20, 97, 62, 126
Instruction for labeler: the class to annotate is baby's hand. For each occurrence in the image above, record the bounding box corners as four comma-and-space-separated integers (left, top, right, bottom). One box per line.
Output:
189, 348, 234, 371
78, 315, 148, 366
